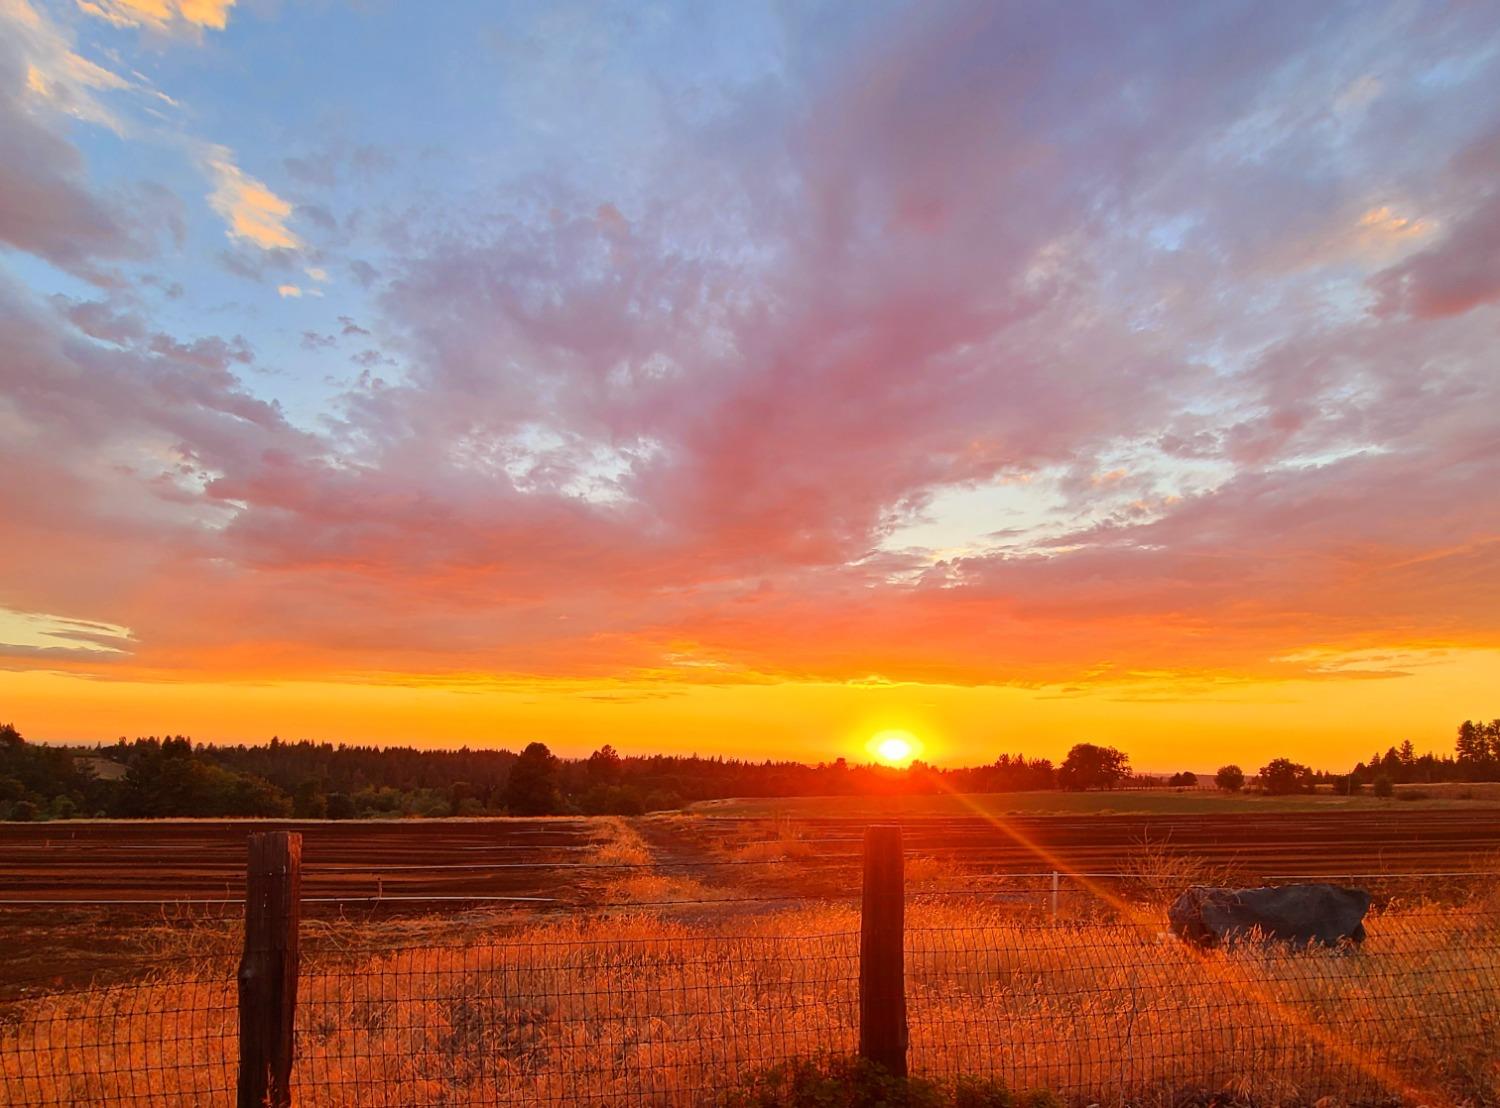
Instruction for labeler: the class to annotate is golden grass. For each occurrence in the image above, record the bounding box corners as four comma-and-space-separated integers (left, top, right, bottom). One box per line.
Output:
731, 838, 816, 864
3, 900, 1498, 1107
590, 817, 715, 906
721, 817, 818, 865
903, 855, 969, 886
590, 817, 655, 868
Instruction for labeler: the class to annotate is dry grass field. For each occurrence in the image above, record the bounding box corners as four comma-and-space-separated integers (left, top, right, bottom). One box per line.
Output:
4, 816, 1500, 1105
4, 897, 1498, 1106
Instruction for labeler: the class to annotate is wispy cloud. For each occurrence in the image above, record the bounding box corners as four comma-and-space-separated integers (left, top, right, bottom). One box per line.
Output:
204, 144, 302, 251
0, 606, 134, 657
77, 0, 235, 33
6, 0, 130, 130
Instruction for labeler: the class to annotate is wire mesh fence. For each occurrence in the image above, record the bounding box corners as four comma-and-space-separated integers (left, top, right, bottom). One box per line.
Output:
2, 848, 1499, 1106
0, 909, 863, 1108
0, 956, 237, 1106
294, 918, 859, 1105
905, 899, 1500, 1106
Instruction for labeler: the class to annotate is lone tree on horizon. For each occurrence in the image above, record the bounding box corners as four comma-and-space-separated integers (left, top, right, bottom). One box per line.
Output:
1259, 757, 1313, 796
1058, 743, 1130, 791
1215, 765, 1245, 792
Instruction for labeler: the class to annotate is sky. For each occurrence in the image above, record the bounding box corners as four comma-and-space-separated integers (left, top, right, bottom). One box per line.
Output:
1, 0, 1498, 770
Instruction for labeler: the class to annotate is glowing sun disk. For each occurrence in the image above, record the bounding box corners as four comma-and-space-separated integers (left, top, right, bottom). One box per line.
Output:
869, 729, 919, 765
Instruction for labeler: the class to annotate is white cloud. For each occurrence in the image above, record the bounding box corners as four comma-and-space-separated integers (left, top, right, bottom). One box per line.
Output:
0, 606, 134, 655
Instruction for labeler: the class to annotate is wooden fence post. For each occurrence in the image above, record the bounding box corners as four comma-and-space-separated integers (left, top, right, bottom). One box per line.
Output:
859, 823, 907, 1077
238, 831, 301, 1108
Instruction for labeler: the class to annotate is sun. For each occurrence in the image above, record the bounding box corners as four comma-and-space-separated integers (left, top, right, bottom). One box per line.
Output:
868, 729, 920, 766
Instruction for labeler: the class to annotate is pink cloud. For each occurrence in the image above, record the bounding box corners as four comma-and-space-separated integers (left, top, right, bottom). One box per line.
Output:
1370, 194, 1500, 318
2, 1, 1499, 695
0, 39, 139, 280
1367, 123, 1500, 319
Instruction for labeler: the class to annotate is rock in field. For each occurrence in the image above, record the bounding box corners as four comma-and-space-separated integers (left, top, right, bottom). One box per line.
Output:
1168, 883, 1371, 948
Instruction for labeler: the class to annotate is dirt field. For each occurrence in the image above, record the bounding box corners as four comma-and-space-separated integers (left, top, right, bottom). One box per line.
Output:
5, 805, 1500, 1000
0, 817, 604, 997
0, 817, 601, 905
672, 804, 1500, 878
690, 787, 1500, 817
5, 805, 1499, 910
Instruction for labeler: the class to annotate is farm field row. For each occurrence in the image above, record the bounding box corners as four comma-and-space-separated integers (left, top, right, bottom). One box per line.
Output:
0, 818, 603, 904
689, 782, 1500, 818
4, 806, 1500, 1006
5, 803, 1500, 911
667, 807, 1500, 886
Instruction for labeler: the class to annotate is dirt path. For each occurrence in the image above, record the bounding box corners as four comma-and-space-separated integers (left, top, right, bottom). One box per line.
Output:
632, 814, 717, 869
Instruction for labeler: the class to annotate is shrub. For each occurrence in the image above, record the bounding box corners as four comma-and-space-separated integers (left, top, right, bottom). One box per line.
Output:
292, 780, 326, 819
642, 788, 684, 812
325, 792, 356, 819
579, 784, 646, 816
1373, 774, 1394, 798
50, 795, 77, 820
722, 1056, 1050, 1108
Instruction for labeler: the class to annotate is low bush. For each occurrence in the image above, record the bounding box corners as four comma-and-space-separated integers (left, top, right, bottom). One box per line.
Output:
723, 1056, 1060, 1108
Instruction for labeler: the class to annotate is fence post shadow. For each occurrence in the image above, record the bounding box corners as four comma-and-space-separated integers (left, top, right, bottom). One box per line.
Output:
238, 830, 302, 1108
859, 823, 907, 1077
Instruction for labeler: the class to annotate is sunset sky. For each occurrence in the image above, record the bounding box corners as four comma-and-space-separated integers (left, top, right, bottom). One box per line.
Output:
2, 1, 1498, 769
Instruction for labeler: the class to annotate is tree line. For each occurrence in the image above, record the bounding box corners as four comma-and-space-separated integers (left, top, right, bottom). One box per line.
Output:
0, 724, 1061, 821
0, 720, 1495, 820
1201, 720, 1500, 798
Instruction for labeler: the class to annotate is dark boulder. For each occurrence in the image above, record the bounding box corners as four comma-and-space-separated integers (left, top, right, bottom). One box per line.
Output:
1169, 884, 1370, 948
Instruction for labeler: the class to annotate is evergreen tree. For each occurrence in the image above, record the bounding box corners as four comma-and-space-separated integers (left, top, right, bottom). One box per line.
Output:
505, 742, 561, 815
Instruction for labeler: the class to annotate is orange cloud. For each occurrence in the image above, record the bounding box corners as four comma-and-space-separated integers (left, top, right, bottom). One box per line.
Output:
77, 0, 234, 32
204, 145, 302, 251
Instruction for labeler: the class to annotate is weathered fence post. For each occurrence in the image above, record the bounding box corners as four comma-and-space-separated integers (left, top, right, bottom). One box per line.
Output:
1051, 870, 1060, 920
859, 823, 907, 1077
238, 831, 301, 1108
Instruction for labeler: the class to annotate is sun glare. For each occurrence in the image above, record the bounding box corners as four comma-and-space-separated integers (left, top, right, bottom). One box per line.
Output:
868, 729, 919, 766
